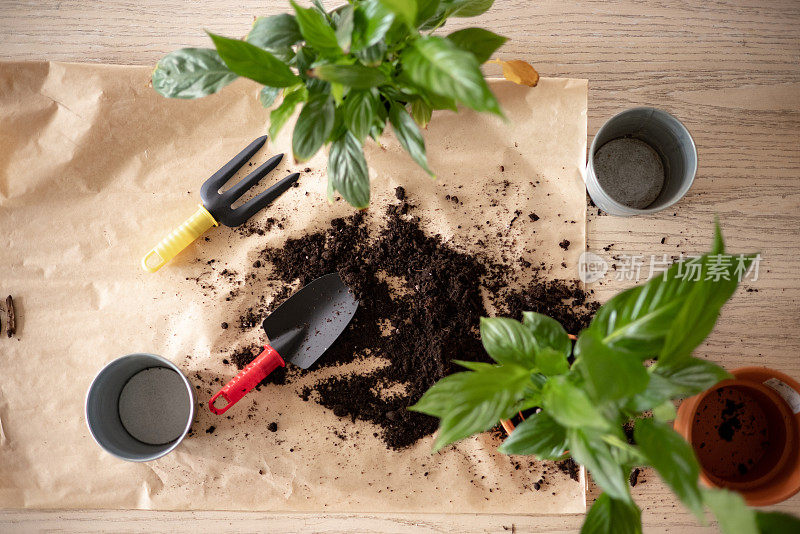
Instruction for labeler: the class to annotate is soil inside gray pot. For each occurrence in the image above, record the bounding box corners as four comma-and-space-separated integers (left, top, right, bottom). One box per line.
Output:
594, 137, 665, 209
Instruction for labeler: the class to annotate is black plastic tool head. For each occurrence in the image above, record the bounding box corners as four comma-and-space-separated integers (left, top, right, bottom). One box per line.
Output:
262, 273, 359, 369
200, 136, 299, 227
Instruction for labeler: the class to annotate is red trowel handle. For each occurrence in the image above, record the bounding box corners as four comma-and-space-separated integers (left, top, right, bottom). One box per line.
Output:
209, 346, 285, 415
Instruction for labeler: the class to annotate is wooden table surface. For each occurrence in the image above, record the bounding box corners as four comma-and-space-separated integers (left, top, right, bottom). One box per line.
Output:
2, 0, 799, 531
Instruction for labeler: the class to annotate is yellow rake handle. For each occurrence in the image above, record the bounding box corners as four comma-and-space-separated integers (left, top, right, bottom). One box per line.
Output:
141, 205, 218, 273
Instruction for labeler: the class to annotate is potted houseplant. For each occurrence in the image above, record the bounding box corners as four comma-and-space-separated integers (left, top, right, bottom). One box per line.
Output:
151, 0, 536, 208
411, 222, 800, 533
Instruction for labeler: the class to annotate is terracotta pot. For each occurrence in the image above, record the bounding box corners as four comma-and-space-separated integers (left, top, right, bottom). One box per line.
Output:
674, 366, 800, 506
501, 412, 523, 435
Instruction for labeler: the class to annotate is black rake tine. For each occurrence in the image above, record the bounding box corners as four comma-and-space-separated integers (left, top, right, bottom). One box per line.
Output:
230, 172, 300, 225
223, 153, 284, 202
200, 135, 267, 199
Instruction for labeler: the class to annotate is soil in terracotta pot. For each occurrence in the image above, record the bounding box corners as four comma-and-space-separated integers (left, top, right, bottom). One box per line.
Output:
692, 385, 787, 482
218, 190, 597, 449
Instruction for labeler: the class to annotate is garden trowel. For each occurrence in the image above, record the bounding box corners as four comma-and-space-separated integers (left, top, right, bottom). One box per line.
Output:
209, 273, 358, 414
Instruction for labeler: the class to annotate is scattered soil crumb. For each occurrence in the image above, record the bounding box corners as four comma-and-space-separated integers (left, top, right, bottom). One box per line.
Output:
629, 467, 640, 487
556, 458, 580, 482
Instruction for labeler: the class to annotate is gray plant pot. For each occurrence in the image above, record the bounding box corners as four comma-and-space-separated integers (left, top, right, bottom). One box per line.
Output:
586, 107, 697, 216
85, 353, 195, 462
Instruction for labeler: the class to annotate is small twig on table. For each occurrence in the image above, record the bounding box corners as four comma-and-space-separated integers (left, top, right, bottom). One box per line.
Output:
6, 295, 15, 338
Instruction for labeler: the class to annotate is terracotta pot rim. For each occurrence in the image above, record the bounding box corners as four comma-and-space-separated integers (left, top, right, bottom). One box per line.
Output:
675, 366, 800, 506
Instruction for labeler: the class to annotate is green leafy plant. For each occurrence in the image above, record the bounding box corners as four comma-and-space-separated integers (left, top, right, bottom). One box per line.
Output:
152, 0, 517, 208
411, 223, 800, 534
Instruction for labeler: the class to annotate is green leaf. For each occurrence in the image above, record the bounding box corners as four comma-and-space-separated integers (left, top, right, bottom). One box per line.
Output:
326, 171, 336, 202
370, 124, 385, 141
313, 64, 387, 88
352, 0, 395, 50
311, 0, 329, 17
479, 317, 536, 368
294, 45, 317, 72
416, 0, 441, 25
291, 0, 341, 56
442, 0, 495, 17
581, 493, 642, 534
659, 254, 755, 366
388, 101, 435, 177
410, 98, 433, 128
385, 20, 411, 46
328, 132, 370, 208
401, 36, 502, 115
755, 511, 800, 533
331, 82, 345, 105
329, 103, 348, 140
453, 359, 497, 372
627, 358, 731, 412
521, 373, 547, 405
381, 84, 413, 102
208, 33, 300, 88
343, 89, 380, 143
356, 41, 387, 66
409, 364, 532, 451
703, 488, 757, 534
712, 218, 725, 255
588, 261, 691, 358
542, 376, 610, 430
569, 428, 632, 502
419, 7, 447, 31
378, 0, 417, 27
446, 28, 507, 63
535, 348, 570, 376
605, 434, 646, 466
334, 4, 355, 51
268, 84, 308, 140
427, 91, 458, 111
259, 86, 281, 108
246, 14, 302, 51
152, 48, 238, 99
574, 331, 649, 402
305, 77, 331, 95
292, 92, 336, 161
522, 311, 572, 358
652, 400, 677, 422
499, 411, 567, 459
625, 373, 675, 413
635, 419, 704, 519
655, 358, 732, 394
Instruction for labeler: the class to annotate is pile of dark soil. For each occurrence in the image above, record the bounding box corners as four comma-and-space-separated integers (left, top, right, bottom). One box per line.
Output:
226, 188, 596, 449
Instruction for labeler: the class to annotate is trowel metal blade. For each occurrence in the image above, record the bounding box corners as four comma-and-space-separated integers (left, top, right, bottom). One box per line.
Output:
262, 273, 359, 369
